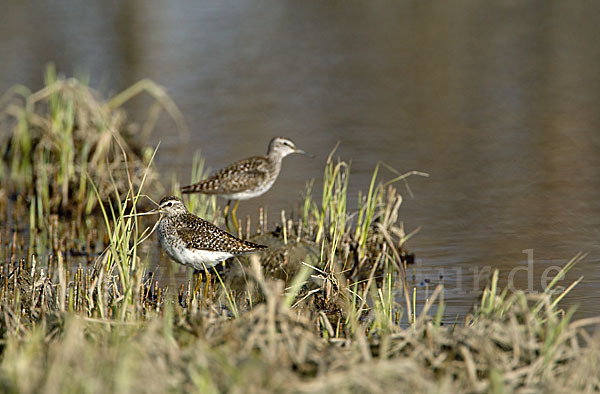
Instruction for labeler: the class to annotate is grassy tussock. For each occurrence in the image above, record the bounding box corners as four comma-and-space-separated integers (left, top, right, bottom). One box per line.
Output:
0, 65, 186, 217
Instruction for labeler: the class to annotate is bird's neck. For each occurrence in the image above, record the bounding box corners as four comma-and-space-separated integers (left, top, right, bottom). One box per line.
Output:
162, 212, 187, 222
267, 152, 287, 175
267, 150, 289, 164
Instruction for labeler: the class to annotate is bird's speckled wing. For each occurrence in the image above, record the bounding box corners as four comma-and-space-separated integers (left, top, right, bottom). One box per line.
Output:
180, 156, 270, 194
174, 214, 266, 253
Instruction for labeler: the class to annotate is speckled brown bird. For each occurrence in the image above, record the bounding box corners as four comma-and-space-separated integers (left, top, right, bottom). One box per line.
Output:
156, 196, 267, 270
180, 137, 309, 231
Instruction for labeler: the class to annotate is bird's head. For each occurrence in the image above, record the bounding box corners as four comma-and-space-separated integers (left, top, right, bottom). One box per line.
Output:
155, 196, 188, 217
267, 137, 310, 158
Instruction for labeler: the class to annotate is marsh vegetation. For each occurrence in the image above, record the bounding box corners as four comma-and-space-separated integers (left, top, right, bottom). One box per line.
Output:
0, 72, 598, 393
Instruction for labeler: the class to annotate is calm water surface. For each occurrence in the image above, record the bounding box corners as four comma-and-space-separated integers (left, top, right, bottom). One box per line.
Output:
1, 0, 600, 320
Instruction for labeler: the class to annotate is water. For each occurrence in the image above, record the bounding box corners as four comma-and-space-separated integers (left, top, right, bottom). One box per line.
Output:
1, 0, 600, 320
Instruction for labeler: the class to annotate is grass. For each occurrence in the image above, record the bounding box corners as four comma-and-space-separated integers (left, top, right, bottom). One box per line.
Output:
0, 70, 599, 393
2, 156, 598, 393
0, 65, 187, 218
0, 240, 598, 392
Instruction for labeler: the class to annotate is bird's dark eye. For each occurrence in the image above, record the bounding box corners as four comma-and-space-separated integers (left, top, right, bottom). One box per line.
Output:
166, 202, 173, 207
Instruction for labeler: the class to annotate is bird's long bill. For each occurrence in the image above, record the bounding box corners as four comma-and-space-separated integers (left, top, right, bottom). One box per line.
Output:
122, 208, 161, 218
295, 148, 314, 158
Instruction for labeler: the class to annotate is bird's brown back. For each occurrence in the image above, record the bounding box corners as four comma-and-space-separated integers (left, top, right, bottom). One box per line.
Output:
173, 213, 267, 253
180, 156, 273, 194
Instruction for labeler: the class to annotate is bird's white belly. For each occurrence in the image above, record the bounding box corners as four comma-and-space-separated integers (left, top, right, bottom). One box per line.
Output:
161, 237, 233, 270
221, 178, 277, 200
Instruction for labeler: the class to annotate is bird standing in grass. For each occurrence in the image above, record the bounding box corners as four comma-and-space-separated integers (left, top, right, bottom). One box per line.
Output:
155, 196, 267, 270
180, 137, 310, 232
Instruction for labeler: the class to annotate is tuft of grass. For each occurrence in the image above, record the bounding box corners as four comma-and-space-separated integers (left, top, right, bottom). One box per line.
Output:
90, 140, 160, 321
0, 64, 187, 218
296, 146, 427, 325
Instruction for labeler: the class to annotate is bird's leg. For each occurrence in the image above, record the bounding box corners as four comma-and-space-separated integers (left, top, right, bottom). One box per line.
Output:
224, 200, 232, 232
231, 200, 241, 236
